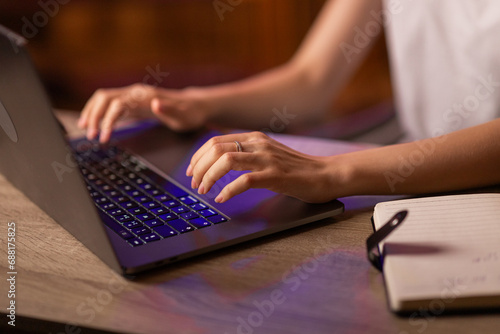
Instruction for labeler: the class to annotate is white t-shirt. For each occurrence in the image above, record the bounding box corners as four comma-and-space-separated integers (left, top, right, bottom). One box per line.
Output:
383, 0, 500, 141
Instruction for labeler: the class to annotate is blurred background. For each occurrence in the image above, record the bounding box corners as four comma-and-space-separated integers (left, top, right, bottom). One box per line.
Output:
0, 0, 391, 120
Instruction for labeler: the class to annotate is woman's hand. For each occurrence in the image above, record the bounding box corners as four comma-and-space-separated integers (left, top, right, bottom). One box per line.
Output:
186, 131, 335, 203
78, 84, 210, 143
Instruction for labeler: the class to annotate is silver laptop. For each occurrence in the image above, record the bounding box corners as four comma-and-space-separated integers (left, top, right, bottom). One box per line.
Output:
0, 26, 344, 276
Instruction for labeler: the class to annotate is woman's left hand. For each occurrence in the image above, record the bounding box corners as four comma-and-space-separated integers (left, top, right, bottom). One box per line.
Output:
186, 131, 335, 203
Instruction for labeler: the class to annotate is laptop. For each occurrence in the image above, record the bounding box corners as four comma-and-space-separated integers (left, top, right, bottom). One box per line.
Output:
0, 26, 344, 276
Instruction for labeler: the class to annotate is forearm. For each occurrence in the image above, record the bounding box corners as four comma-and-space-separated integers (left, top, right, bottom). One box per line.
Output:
190, 0, 383, 130
329, 119, 500, 197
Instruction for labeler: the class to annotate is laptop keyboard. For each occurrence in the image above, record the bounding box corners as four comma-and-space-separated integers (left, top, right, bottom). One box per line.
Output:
74, 143, 228, 247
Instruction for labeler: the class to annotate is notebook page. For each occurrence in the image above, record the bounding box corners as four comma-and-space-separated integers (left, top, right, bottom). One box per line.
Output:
373, 193, 500, 310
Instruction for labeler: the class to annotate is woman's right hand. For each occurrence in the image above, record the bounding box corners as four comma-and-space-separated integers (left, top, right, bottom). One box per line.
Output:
78, 83, 211, 143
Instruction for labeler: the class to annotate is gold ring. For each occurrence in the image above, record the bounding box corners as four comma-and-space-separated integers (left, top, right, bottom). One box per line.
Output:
234, 140, 243, 153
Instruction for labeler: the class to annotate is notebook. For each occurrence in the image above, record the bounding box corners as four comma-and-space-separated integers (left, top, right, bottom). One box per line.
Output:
0, 25, 350, 276
372, 193, 500, 313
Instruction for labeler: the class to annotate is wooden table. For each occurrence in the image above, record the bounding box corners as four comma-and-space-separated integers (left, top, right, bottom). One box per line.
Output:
1, 111, 499, 334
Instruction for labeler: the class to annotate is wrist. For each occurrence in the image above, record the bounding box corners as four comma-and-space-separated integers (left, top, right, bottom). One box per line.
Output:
322, 154, 360, 199
182, 86, 226, 123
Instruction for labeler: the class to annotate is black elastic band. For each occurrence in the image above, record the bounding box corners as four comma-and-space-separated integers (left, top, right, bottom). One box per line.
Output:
366, 210, 408, 271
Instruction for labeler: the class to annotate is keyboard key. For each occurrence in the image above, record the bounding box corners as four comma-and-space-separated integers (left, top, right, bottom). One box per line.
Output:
136, 213, 156, 221
153, 225, 178, 238
155, 194, 172, 202
108, 208, 126, 216
134, 195, 150, 203
172, 206, 188, 214
127, 238, 144, 247
123, 220, 141, 229
105, 190, 121, 197
108, 162, 120, 169
120, 184, 134, 192
207, 215, 228, 224
150, 207, 169, 215
144, 219, 163, 228
93, 179, 105, 187
147, 189, 162, 196
164, 200, 180, 208
179, 195, 198, 205
191, 203, 208, 211
159, 213, 177, 222
140, 233, 161, 243
143, 201, 160, 209
131, 226, 150, 236
116, 167, 128, 175
113, 196, 130, 203
101, 184, 112, 192
101, 202, 117, 211
126, 190, 142, 197
118, 229, 135, 239
116, 214, 134, 223
168, 219, 194, 233
200, 209, 217, 217
180, 212, 199, 220
101, 168, 112, 175
127, 207, 146, 215
90, 190, 100, 197
94, 196, 109, 204
114, 178, 125, 186
190, 218, 211, 228
103, 217, 134, 239
140, 183, 154, 191
122, 201, 138, 209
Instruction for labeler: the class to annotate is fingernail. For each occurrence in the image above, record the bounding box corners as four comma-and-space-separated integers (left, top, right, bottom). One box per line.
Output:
99, 129, 109, 143
198, 183, 205, 195
191, 178, 198, 189
186, 164, 193, 176
87, 128, 97, 140
215, 194, 223, 203
99, 134, 108, 144
77, 118, 85, 128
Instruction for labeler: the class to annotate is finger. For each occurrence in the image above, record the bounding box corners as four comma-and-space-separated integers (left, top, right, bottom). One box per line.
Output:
215, 172, 266, 203
99, 99, 127, 143
190, 142, 238, 189
78, 99, 93, 129
151, 98, 185, 130
199, 151, 263, 195
188, 132, 258, 176
86, 92, 114, 140
79, 91, 103, 129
